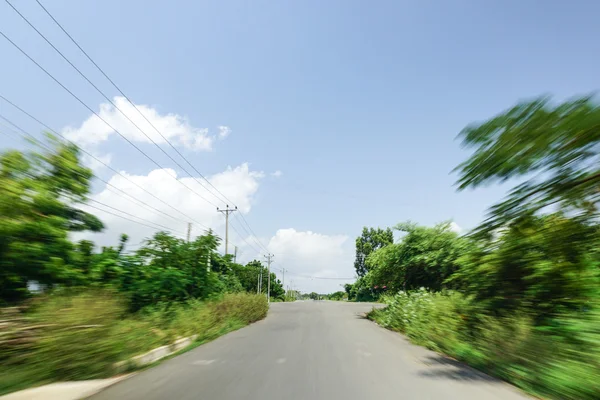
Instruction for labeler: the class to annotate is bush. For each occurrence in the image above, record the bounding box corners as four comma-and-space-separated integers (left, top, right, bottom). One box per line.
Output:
0, 290, 268, 395
369, 290, 600, 400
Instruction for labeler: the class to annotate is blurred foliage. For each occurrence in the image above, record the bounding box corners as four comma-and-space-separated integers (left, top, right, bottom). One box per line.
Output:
0, 136, 285, 307
370, 291, 600, 400
455, 95, 600, 234
327, 291, 346, 301
0, 135, 281, 395
0, 136, 103, 302
356, 96, 600, 399
0, 290, 267, 396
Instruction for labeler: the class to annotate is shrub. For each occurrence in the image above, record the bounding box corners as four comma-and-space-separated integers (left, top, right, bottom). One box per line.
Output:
370, 290, 600, 400
0, 290, 268, 395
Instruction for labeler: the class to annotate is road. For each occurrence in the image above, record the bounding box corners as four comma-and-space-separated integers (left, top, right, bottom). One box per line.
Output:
91, 301, 529, 400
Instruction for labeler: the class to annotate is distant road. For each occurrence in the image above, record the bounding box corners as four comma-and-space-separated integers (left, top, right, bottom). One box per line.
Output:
91, 301, 528, 399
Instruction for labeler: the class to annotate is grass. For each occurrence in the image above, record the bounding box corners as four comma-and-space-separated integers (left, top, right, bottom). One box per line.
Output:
368, 289, 600, 400
0, 290, 268, 396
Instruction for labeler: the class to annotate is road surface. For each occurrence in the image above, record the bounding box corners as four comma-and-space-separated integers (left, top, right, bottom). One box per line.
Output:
91, 301, 529, 400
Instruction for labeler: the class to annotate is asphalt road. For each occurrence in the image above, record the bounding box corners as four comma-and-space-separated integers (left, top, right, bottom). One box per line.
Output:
91, 301, 529, 400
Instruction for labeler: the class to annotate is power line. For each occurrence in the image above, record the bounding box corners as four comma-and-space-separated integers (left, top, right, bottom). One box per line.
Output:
88, 198, 183, 233
33, 0, 231, 208
229, 223, 263, 255
0, 125, 187, 236
0, 29, 223, 219
5, 0, 223, 209
85, 203, 186, 237
229, 215, 269, 253
0, 94, 209, 230
0, 111, 199, 235
18, 0, 272, 254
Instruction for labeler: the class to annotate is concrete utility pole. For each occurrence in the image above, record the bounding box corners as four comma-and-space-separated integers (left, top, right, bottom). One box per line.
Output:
233, 246, 238, 263
264, 253, 274, 303
186, 222, 192, 243
217, 205, 237, 255
257, 271, 261, 294
281, 268, 287, 293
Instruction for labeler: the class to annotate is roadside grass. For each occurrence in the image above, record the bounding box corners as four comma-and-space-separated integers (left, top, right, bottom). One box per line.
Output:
0, 291, 267, 396
368, 290, 600, 400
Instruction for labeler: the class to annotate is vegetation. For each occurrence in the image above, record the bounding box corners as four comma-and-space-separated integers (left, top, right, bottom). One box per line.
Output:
0, 290, 267, 395
353, 227, 393, 277
0, 136, 278, 394
358, 96, 600, 399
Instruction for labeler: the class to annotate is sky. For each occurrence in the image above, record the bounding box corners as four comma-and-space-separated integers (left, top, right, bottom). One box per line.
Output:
1, 0, 599, 293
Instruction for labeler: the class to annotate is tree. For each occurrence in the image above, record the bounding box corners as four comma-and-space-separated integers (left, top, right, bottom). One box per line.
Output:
455, 96, 600, 233
365, 221, 468, 292
309, 292, 318, 300
451, 213, 600, 319
0, 136, 103, 302
354, 227, 393, 276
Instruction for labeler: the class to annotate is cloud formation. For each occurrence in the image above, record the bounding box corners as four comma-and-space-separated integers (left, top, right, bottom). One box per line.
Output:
76, 164, 264, 249
265, 228, 355, 293
63, 96, 222, 151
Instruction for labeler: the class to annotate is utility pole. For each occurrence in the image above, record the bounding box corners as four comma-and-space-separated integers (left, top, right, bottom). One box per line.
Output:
257, 271, 261, 294
264, 253, 274, 303
217, 205, 237, 255
233, 246, 238, 263
281, 268, 287, 291
186, 222, 192, 243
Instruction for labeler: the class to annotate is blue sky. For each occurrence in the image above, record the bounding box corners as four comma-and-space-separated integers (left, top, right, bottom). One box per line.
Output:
1, 0, 598, 292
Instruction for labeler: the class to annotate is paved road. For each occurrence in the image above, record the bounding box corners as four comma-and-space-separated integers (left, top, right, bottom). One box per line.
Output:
92, 301, 529, 400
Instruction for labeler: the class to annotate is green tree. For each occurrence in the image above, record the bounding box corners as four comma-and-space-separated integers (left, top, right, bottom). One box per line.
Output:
367, 221, 468, 292
354, 227, 393, 277
451, 213, 600, 318
0, 136, 103, 302
455, 95, 600, 233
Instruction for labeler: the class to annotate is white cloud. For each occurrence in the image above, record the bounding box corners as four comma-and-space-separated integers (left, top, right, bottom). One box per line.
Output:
218, 126, 231, 139
81, 152, 112, 173
449, 221, 462, 233
265, 228, 355, 293
270, 170, 283, 178
75, 163, 264, 249
63, 97, 221, 151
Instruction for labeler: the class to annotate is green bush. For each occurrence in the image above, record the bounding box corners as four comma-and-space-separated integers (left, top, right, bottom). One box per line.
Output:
370, 290, 600, 400
0, 290, 268, 395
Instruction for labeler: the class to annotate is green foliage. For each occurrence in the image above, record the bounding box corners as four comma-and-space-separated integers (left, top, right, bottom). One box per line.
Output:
370, 291, 600, 400
450, 213, 600, 319
0, 290, 268, 396
363, 96, 600, 399
0, 137, 103, 302
367, 221, 468, 292
327, 291, 346, 301
455, 96, 600, 233
353, 227, 393, 277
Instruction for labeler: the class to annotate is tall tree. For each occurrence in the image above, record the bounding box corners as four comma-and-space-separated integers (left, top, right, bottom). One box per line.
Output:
367, 221, 469, 292
0, 136, 103, 302
455, 95, 600, 233
353, 227, 393, 276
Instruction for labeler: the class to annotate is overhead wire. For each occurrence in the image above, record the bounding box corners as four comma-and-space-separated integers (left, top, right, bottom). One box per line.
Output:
28, 0, 272, 253
3, 2, 272, 254
31, 0, 231, 207
0, 94, 209, 230
85, 203, 187, 237
0, 113, 195, 236
0, 29, 225, 222
4, 0, 223, 209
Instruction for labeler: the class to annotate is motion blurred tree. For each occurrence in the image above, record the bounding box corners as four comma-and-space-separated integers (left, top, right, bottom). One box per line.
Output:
354, 227, 393, 276
455, 95, 600, 233
367, 221, 468, 292
0, 136, 103, 302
